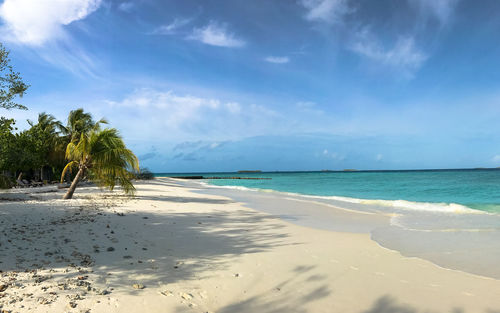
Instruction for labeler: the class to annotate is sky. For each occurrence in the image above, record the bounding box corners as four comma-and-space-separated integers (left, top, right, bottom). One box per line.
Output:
1, 0, 500, 172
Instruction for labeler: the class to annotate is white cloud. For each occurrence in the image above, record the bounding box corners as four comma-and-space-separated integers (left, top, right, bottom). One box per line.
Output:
492, 155, 500, 163
376, 154, 383, 161
408, 0, 459, 25
100, 88, 288, 141
264, 56, 290, 64
225, 102, 241, 114
350, 28, 427, 75
118, 2, 134, 12
321, 149, 345, 160
188, 21, 245, 48
0, 0, 102, 46
104, 88, 243, 131
296, 101, 316, 109
299, 0, 351, 23
151, 18, 192, 35
296, 101, 324, 115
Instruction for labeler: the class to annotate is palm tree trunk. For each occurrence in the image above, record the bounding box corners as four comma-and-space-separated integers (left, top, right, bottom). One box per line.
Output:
63, 167, 84, 199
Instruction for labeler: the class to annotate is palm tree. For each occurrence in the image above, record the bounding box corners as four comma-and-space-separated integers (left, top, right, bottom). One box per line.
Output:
27, 112, 64, 181
58, 109, 107, 183
60, 108, 107, 143
61, 127, 139, 199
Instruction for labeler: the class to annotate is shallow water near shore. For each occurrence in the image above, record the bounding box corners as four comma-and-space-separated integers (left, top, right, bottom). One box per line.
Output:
173, 175, 500, 280
161, 169, 500, 213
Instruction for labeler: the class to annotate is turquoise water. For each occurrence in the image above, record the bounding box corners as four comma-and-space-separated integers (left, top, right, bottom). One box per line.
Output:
159, 169, 500, 213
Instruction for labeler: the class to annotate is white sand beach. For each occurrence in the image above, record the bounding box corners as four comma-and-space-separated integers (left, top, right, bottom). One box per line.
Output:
1, 178, 500, 313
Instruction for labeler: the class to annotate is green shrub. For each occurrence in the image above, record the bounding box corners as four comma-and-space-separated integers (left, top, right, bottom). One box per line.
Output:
136, 168, 154, 180
0, 175, 13, 189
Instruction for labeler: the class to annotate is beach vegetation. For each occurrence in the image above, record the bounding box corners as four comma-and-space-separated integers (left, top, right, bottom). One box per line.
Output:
135, 167, 154, 180
0, 43, 29, 110
61, 120, 139, 199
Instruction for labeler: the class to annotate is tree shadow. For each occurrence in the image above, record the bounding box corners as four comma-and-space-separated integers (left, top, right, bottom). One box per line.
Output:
0, 188, 298, 300
132, 194, 235, 204
213, 263, 331, 313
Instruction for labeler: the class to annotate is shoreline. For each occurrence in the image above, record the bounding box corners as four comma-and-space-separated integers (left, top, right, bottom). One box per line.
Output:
187, 178, 500, 280
1, 178, 500, 312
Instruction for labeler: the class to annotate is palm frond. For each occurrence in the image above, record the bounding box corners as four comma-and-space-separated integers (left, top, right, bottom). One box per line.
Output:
60, 161, 78, 183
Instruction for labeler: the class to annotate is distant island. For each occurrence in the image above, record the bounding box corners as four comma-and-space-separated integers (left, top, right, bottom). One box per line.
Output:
238, 170, 262, 173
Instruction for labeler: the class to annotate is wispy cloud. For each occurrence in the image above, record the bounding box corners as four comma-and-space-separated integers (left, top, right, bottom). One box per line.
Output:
188, 21, 246, 48
0, 0, 102, 46
408, 0, 459, 26
299, 0, 351, 24
349, 28, 427, 76
264, 56, 290, 64
151, 18, 192, 35
321, 149, 346, 161
118, 2, 134, 12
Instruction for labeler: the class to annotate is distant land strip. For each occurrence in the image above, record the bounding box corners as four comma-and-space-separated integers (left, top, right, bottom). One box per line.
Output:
171, 176, 271, 180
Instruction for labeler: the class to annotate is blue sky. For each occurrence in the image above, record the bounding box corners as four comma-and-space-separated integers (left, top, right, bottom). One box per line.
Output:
1, 0, 500, 172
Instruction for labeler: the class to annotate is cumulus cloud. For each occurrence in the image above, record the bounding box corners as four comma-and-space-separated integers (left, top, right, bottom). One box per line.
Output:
151, 18, 192, 35
299, 0, 351, 24
0, 0, 102, 46
188, 21, 246, 47
106, 88, 224, 129
264, 56, 290, 64
350, 28, 427, 76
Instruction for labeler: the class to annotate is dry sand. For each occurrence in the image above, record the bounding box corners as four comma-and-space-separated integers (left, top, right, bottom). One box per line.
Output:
0, 178, 499, 313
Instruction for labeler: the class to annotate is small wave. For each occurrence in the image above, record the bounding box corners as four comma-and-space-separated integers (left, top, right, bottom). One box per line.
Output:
204, 181, 486, 214
308, 195, 483, 214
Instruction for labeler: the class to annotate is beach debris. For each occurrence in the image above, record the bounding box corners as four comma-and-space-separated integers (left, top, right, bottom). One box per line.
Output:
132, 283, 145, 289
234, 273, 240, 277
106, 247, 115, 252
0, 284, 7, 292
37, 297, 51, 305
123, 255, 133, 259
181, 293, 193, 300
68, 301, 77, 308
160, 290, 174, 297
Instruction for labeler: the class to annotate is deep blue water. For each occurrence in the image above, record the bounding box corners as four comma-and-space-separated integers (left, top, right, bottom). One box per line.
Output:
157, 169, 500, 213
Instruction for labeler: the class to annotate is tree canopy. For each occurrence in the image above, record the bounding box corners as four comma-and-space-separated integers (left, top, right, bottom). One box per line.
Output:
0, 43, 29, 110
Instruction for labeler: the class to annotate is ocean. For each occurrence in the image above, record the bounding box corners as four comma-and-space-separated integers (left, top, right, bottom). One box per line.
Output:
160, 169, 500, 214
157, 169, 500, 278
